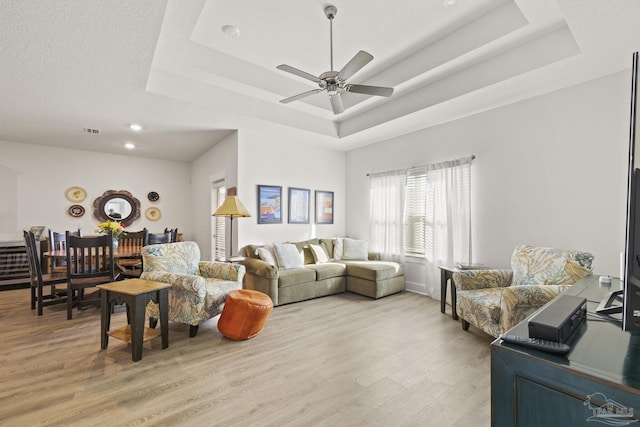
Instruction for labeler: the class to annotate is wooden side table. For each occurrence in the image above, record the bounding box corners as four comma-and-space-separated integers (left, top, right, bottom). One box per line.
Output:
439, 266, 460, 320
97, 279, 171, 362
439, 265, 490, 321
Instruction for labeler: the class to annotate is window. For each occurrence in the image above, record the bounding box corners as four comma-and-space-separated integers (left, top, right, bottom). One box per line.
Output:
370, 155, 473, 298
404, 158, 471, 262
404, 173, 427, 256
369, 171, 406, 263
213, 185, 226, 260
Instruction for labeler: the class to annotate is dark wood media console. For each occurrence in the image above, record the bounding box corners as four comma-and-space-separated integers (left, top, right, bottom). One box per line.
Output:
491, 275, 640, 426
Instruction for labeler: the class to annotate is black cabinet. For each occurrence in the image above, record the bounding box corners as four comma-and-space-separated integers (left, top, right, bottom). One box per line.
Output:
0, 241, 30, 290
491, 275, 640, 426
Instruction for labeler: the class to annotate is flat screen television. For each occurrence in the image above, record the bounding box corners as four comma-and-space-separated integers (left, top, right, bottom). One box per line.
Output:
597, 52, 640, 331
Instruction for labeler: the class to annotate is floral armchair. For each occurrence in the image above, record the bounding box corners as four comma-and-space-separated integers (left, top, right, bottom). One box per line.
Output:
140, 241, 244, 337
452, 245, 594, 338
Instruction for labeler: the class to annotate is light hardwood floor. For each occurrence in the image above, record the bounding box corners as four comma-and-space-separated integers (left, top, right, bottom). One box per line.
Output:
0, 288, 494, 426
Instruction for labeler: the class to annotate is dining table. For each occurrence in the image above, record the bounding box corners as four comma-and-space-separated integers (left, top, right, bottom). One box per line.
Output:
43, 245, 143, 273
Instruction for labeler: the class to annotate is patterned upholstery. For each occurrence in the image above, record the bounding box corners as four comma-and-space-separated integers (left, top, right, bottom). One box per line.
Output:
452, 245, 594, 338
140, 241, 245, 336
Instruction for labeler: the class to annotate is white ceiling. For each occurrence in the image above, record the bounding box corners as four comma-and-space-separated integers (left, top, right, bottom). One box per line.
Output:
1, 0, 640, 162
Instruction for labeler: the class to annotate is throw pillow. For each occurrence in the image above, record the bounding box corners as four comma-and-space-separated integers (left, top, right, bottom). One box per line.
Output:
333, 237, 344, 260
309, 244, 329, 264
274, 243, 304, 269
342, 238, 368, 260
256, 245, 277, 267
319, 238, 335, 259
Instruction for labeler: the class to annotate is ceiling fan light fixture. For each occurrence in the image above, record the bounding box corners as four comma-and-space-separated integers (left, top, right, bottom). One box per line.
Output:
276, 5, 394, 114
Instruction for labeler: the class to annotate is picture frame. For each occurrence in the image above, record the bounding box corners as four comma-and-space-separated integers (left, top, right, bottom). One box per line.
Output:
257, 185, 282, 224
315, 190, 334, 224
288, 187, 310, 224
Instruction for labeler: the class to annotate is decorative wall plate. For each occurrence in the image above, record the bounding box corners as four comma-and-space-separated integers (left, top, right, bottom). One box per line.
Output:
68, 204, 85, 217
145, 207, 161, 221
147, 191, 160, 202
66, 186, 87, 203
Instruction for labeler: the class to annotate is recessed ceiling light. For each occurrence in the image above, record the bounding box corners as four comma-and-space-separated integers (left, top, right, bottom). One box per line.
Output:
222, 25, 240, 39
129, 123, 142, 132
124, 142, 136, 150
443, 0, 459, 6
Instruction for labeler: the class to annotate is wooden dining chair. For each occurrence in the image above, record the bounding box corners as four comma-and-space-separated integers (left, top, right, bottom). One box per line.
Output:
23, 230, 67, 316
163, 228, 178, 243
48, 228, 81, 273
116, 228, 148, 278
148, 231, 172, 245
66, 231, 116, 320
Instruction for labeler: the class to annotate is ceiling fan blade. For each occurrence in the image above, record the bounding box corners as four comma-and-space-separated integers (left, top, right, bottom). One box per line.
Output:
329, 93, 345, 114
276, 64, 322, 84
337, 50, 373, 81
280, 88, 324, 104
345, 84, 394, 97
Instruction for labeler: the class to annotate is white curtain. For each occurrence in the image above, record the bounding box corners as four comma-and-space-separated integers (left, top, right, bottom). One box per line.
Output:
369, 170, 406, 264
415, 157, 472, 299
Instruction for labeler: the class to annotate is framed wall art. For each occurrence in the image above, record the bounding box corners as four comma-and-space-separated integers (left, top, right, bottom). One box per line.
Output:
257, 185, 282, 224
315, 190, 334, 224
288, 187, 310, 224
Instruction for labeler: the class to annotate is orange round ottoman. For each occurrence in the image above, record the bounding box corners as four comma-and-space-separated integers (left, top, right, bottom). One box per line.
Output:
218, 290, 273, 340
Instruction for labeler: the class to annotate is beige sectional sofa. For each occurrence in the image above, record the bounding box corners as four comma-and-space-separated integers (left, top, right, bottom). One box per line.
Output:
239, 238, 405, 306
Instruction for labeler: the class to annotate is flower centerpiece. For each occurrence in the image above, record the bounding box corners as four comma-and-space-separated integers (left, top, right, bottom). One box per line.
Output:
96, 220, 125, 248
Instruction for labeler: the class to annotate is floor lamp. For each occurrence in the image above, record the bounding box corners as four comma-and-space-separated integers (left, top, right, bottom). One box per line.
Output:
212, 187, 251, 259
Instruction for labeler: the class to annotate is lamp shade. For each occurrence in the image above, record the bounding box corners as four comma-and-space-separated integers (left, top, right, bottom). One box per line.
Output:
212, 195, 251, 217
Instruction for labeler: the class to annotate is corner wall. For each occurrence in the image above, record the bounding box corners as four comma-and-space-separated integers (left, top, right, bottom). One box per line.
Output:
346, 71, 630, 294
236, 124, 346, 249
189, 131, 239, 260
0, 140, 191, 241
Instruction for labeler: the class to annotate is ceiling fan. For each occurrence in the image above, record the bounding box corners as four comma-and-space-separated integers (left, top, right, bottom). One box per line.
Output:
277, 5, 394, 114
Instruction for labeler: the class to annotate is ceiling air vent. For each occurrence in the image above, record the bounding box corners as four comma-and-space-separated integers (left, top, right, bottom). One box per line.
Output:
83, 127, 100, 134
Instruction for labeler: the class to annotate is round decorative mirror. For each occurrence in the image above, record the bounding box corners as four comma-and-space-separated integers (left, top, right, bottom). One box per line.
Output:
93, 190, 141, 226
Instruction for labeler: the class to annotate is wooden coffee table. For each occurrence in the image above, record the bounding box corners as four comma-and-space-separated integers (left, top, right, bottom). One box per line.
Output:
97, 279, 171, 362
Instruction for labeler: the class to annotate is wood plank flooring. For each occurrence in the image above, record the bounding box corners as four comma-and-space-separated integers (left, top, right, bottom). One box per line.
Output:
0, 289, 494, 426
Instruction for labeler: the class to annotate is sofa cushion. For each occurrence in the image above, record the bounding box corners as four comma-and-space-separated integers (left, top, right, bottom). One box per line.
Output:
292, 239, 320, 265
305, 263, 346, 280
244, 244, 264, 259
309, 244, 329, 263
274, 243, 304, 269
333, 238, 344, 260
342, 238, 368, 260
343, 261, 403, 281
319, 238, 335, 259
278, 267, 316, 288
256, 245, 277, 267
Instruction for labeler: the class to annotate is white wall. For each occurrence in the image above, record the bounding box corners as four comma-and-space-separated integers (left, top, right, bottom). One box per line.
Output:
0, 164, 19, 235
346, 71, 630, 294
2, 70, 630, 290
0, 140, 191, 241
235, 124, 346, 249
189, 131, 238, 260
